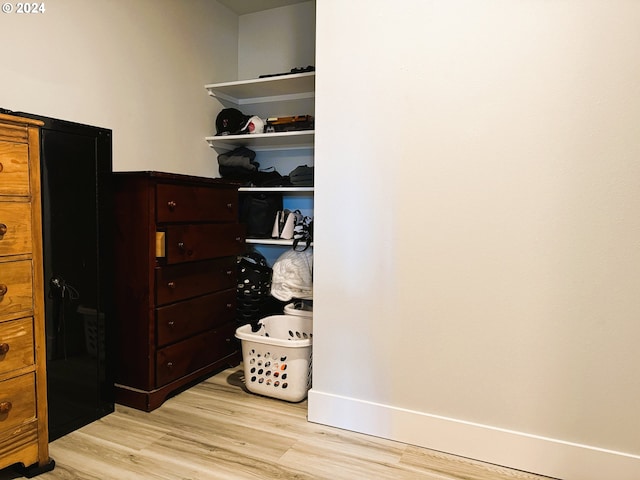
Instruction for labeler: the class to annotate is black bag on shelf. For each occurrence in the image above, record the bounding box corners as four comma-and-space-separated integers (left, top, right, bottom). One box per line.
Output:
239, 193, 283, 238
289, 165, 314, 186
253, 169, 286, 187
217, 147, 259, 183
217, 146, 258, 169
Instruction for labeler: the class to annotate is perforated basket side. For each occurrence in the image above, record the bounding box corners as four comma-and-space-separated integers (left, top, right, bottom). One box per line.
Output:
235, 316, 313, 402
238, 338, 311, 402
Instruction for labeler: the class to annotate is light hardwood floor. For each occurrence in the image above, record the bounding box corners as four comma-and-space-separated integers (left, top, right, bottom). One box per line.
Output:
1, 366, 558, 480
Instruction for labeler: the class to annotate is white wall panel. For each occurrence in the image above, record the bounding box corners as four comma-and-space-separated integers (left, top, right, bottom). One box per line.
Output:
311, 1, 640, 479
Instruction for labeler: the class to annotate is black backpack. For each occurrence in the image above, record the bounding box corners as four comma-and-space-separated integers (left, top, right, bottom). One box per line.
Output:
239, 193, 282, 238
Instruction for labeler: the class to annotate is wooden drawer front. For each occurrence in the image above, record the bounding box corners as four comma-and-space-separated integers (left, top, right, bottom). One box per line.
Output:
0, 419, 38, 468
0, 260, 32, 317
156, 322, 237, 387
0, 124, 28, 144
155, 257, 236, 306
0, 141, 29, 197
156, 289, 236, 347
156, 184, 238, 223
0, 317, 34, 375
0, 373, 36, 432
164, 224, 245, 264
0, 202, 32, 256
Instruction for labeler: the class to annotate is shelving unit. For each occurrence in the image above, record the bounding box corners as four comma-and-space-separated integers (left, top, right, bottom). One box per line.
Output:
205, 72, 315, 250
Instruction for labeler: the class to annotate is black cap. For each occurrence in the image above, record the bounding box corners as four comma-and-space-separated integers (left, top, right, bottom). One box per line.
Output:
216, 108, 252, 136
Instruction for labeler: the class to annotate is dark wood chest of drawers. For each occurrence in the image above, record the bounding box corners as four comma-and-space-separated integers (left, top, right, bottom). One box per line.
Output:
113, 172, 244, 411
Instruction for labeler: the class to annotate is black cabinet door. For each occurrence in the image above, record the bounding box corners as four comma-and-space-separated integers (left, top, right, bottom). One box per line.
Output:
21, 112, 115, 441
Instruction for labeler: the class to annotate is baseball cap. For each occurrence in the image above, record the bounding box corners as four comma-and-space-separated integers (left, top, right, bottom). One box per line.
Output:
216, 108, 252, 136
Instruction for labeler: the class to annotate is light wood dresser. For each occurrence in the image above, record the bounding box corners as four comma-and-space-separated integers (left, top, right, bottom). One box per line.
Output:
0, 113, 55, 476
113, 171, 244, 412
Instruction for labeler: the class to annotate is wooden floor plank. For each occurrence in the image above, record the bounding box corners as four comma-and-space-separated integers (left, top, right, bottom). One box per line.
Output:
400, 446, 557, 480
0, 366, 557, 480
278, 442, 427, 480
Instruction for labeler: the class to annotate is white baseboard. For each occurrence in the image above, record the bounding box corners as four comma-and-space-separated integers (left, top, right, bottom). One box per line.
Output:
307, 389, 640, 480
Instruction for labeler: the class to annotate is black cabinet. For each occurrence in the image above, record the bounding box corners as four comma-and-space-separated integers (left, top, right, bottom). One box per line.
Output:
5, 110, 115, 441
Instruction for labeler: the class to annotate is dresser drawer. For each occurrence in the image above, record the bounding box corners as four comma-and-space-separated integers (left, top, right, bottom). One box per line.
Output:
156, 289, 236, 347
164, 224, 245, 264
0, 419, 38, 467
0, 317, 34, 376
0, 373, 36, 432
156, 184, 238, 223
0, 202, 32, 256
155, 257, 236, 306
156, 322, 237, 387
0, 260, 32, 318
0, 123, 29, 144
0, 141, 29, 197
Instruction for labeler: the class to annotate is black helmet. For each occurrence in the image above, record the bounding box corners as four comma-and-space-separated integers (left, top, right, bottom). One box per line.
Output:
236, 251, 274, 326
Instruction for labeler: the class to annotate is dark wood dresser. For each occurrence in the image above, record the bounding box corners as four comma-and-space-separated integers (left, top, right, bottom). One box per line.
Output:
113, 172, 244, 411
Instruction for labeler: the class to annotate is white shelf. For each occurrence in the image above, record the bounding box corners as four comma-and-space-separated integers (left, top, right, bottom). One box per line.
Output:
246, 238, 293, 246
205, 72, 315, 105
246, 238, 313, 246
238, 186, 313, 192
206, 130, 314, 152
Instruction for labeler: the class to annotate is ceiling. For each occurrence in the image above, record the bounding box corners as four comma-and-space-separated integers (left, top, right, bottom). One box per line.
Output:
216, 0, 310, 16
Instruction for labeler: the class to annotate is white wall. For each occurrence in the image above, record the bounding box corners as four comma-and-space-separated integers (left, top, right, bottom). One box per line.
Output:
238, 2, 315, 80
0, 0, 238, 177
310, 1, 640, 479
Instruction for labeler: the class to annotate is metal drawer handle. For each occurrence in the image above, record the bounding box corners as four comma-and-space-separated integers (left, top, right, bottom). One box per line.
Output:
168, 321, 175, 328
225, 270, 233, 276
0, 284, 7, 299
167, 200, 177, 211
226, 303, 233, 309
226, 203, 233, 210
0, 343, 9, 355
177, 242, 185, 252
167, 281, 176, 289
0, 401, 12, 414
235, 237, 242, 243
166, 362, 174, 369
0, 223, 7, 238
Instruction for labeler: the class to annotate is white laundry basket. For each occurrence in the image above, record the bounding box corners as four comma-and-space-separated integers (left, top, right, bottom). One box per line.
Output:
235, 314, 312, 402
284, 301, 313, 319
